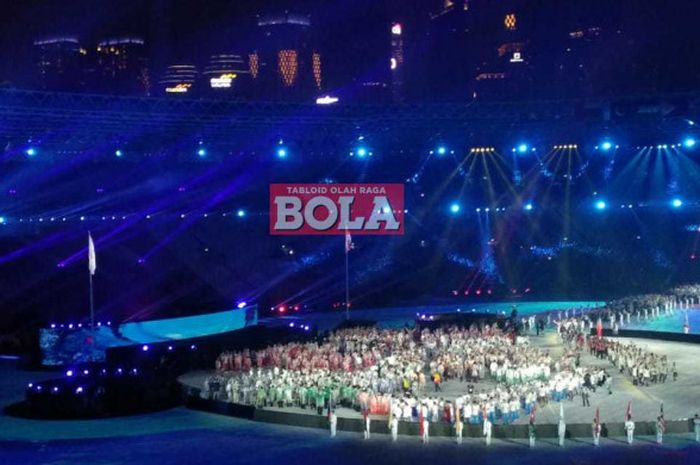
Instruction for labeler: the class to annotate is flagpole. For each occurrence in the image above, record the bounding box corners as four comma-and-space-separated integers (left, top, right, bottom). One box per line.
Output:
345, 241, 350, 321
89, 270, 95, 329
88, 231, 96, 330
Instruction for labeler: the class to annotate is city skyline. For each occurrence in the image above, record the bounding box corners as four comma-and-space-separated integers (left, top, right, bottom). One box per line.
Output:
1, 0, 699, 102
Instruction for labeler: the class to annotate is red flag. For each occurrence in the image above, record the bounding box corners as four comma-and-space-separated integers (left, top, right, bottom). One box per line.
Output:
529, 406, 537, 424
625, 401, 632, 421
596, 317, 603, 338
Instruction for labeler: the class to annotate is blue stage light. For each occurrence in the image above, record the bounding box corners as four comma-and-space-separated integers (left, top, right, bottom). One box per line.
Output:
197, 147, 207, 157
356, 147, 368, 158
524, 203, 534, 211
236, 209, 246, 218
115, 149, 123, 157
25, 147, 37, 157
516, 143, 529, 154
595, 200, 607, 210
66, 370, 74, 377
75, 386, 84, 394
600, 141, 613, 151
450, 202, 461, 214
436, 145, 447, 156
276, 147, 287, 158
683, 137, 696, 149
0, 216, 5, 224
142, 344, 149, 352
237, 301, 247, 309
672, 198, 683, 208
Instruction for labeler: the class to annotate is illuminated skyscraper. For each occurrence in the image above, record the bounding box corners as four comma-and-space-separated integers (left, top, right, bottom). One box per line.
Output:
94, 37, 149, 95
33, 36, 87, 91
253, 11, 321, 101
159, 64, 197, 95
202, 54, 250, 95
390, 22, 405, 103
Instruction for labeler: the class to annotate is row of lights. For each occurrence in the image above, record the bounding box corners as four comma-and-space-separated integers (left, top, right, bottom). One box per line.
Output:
288, 322, 312, 331
50, 321, 111, 329
21, 137, 698, 161
449, 197, 689, 215
594, 198, 684, 211
5, 209, 248, 225
450, 203, 534, 214
271, 304, 302, 313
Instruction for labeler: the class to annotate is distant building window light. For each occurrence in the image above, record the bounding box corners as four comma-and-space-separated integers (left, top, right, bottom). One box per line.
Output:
316, 95, 339, 105
476, 72, 506, 81
312, 52, 322, 89
209, 73, 237, 88
249, 53, 260, 79
510, 52, 524, 63
278, 50, 299, 87
165, 83, 191, 93
504, 14, 517, 30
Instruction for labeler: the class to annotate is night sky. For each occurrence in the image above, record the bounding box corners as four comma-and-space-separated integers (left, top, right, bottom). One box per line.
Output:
0, 0, 699, 98
0, 0, 392, 90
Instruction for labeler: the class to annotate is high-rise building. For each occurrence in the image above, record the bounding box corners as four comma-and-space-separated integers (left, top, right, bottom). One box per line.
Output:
159, 64, 197, 95
94, 37, 149, 95
202, 54, 250, 96
33, 36, 88, 91
390, 22, 405, 103
252, 11, 321, 101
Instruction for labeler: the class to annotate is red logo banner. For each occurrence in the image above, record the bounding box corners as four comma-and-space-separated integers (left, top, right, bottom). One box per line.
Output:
269, 183, 405, 235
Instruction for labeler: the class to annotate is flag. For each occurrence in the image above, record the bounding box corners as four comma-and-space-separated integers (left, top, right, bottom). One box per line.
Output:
529, 406, 537, 424
344, 228, 354, 253
595, 407, 600, 427
596, 317, 603, 338
88, 232, 97, 275
559, 403, 564, 421
625, 401, 632, 421
659, 403, 666, 433
685, 312, 690, 331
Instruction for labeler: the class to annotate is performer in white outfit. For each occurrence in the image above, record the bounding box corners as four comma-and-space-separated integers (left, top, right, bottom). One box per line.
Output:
329, 411, 338, 437
483, 417, 492, 446
624, 417, 635, 445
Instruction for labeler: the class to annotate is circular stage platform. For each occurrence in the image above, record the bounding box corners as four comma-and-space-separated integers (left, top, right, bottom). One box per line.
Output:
178, 334, 700, 438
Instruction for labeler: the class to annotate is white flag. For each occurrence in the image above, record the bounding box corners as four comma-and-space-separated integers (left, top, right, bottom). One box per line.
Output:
88, 232, 97, 275
345, 228, 354, 253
